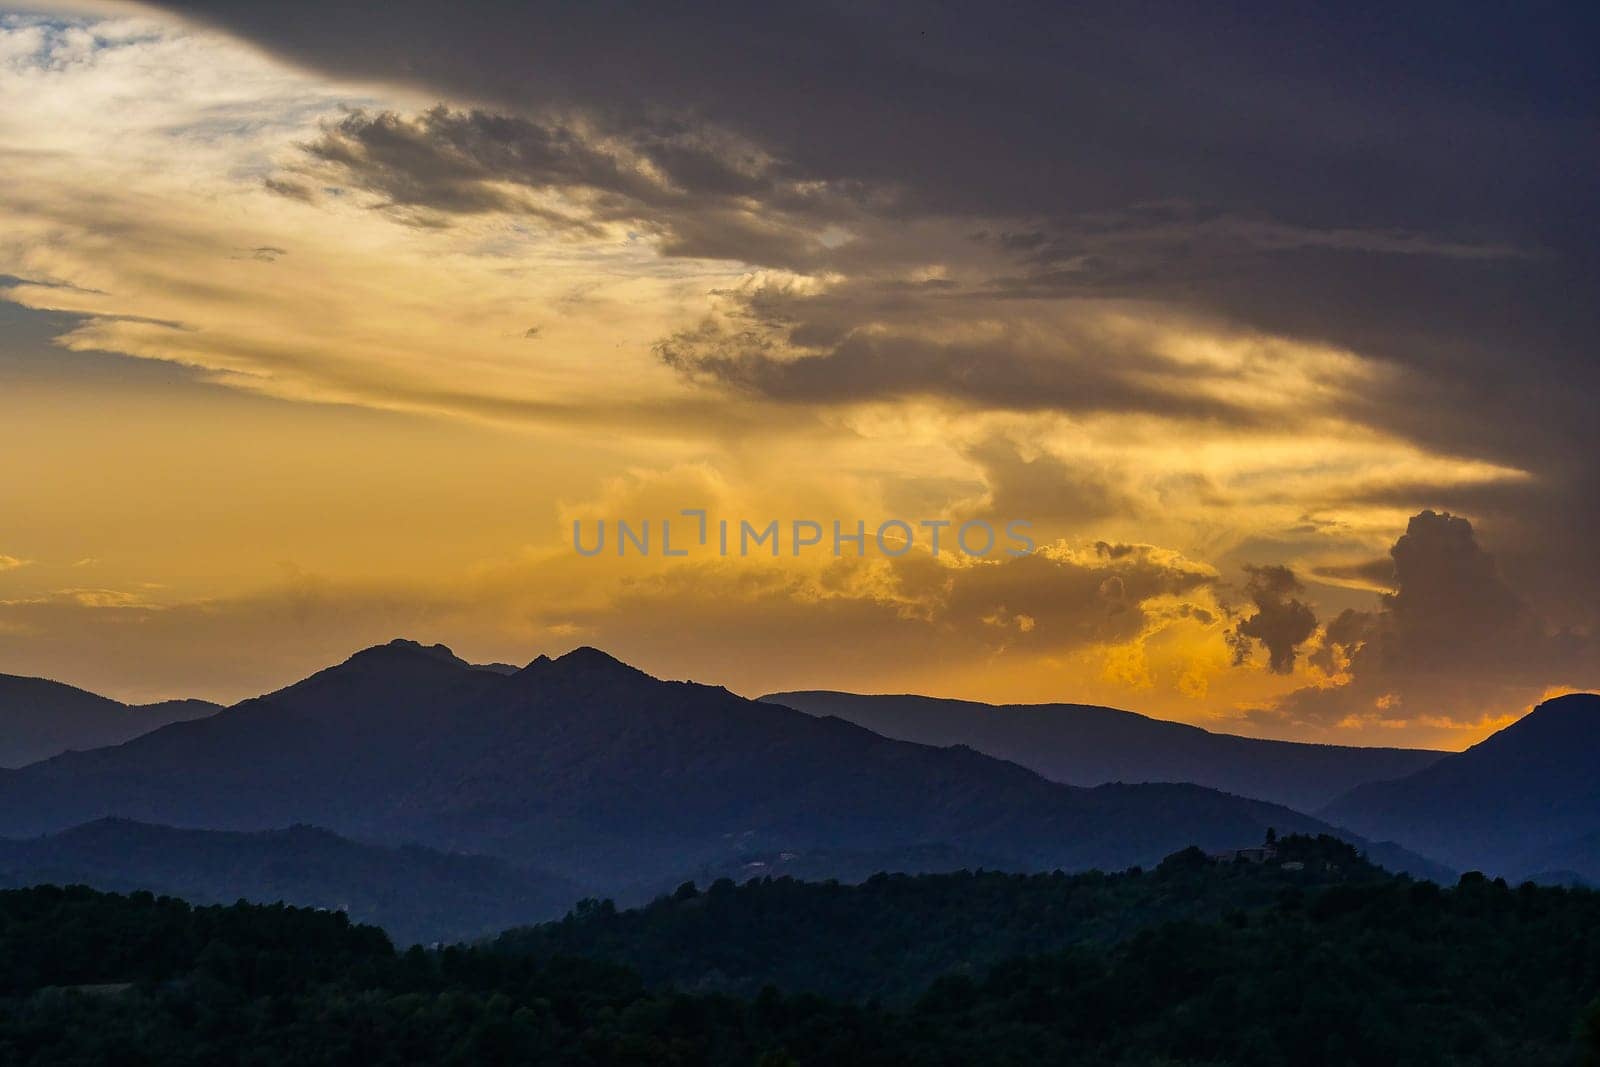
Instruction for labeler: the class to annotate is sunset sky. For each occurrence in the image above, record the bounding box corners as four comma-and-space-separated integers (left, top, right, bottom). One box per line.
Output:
1, 2, 1595, 748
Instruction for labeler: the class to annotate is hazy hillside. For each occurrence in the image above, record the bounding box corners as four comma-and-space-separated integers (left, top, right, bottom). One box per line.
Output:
0, 641, 1441, 895
1321, 693, 1600, 875
764, 690, 1444, 811
0, 674, 218, 768
0, 818, 579, 946
1519, 830, 1600, 887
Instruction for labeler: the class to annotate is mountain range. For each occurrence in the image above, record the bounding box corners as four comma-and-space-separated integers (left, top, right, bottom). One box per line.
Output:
0, 640, 1446, 898
0, 673, 218, 768
763, 690, 1444, 811
768, 689, 1600, 881
4, 639, 1594, 903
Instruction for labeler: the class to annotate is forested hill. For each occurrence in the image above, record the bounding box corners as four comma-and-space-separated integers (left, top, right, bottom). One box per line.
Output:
4, 838, 1600, 1064
493, 833, 1394, 1003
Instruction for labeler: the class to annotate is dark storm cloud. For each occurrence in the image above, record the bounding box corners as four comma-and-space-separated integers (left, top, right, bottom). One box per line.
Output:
1380, 510, 1526, 659
653, 310, 1255, 421
306, 108, 670, 213
153, 0, 1600, 627
1271, 511, 1600, 728
198, 1, 1599, 463
284, 105, 862, 266
1326, 510, 1559, 677
149, 1, 1598, 228
1229, 565, 1318, 674
980, 207, 1600, 556
982, 205, 1528, 303
1311, 557, 1396, 589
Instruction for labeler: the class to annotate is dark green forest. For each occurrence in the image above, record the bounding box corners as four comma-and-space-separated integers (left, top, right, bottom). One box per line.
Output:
4, 837, 1600, 1065
493, 834, 1396, 1003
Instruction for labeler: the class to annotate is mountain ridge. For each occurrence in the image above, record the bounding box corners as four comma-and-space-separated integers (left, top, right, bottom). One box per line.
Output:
762, 689, 1445, 811
0, 672, 221, 769
1320, 692, 1600, 875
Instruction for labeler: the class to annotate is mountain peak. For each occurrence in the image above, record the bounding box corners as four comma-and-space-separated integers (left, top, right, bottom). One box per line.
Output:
1525, 692, 1600, 718
511, 646, 653, 687
553, 645, 648, 677
356, 640, 525, 676
1492, 692, 1600, 746
261, 638, 485, 706
557, 644, 620, 663
380, 637, 463, 660
340, 639, 474, 671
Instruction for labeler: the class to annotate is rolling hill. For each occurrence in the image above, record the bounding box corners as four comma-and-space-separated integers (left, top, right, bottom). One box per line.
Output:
0, 641, 1444, 894
0, 673, 219, 768
762, 690, 1445, 811
1320, 692, 1600, 876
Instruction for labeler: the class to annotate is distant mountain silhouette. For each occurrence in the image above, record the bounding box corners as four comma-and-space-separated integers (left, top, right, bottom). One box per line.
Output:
1320, 693, 1600, 875
1517, 829, 1600, 887
761, 690, 1444, 811
0, 673, 219, 768
0, 640, 1446, 893
0, 817, 580, 946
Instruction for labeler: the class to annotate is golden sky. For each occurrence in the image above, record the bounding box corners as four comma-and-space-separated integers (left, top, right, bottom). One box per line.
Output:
1, 5, 1595, 748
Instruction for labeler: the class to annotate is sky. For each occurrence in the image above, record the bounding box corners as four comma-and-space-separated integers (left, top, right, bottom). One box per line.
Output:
0, 1, 1595, 748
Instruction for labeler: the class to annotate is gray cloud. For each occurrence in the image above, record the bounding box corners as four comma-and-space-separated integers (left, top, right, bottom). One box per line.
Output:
651, 281, 1273, 424
1268, 510, 1600, 731
224, 8, 1596, 479
1380, 510, 1526, 663
1229, 565, 1318, 674
282, 105, 864, 268
1310, 557, 1396, 590
552, 541, 1219, 675
957, 435, 1138, 526
148, 0, 1600, 646
263, 94, 1600, 596
152, 2, 1597, 232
